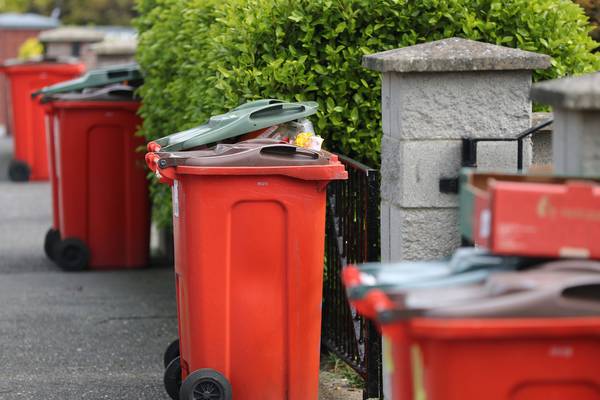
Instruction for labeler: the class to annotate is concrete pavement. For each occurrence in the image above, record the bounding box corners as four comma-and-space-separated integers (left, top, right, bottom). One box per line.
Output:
0, 136, 177, 399
0, 135, 361, 400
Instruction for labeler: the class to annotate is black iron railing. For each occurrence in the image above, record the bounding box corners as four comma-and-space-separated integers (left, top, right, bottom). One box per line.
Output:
322, 154, 382, 399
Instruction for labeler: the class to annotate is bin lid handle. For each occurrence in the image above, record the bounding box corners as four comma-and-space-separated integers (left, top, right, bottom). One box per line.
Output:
260, 145, 319, 159
249, 103, 306, 120
562, 283, 600, 303
233, 99, 285, 111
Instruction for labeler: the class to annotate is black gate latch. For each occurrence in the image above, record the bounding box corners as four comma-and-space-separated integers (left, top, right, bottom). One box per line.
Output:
438, 118, 553, 195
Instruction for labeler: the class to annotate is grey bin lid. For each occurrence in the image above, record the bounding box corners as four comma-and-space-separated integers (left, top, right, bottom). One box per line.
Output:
41, 84, 136, 103
353, 255, 600, 322
156, 139, 330, 168
153, 100, 318, 151
33, 63, 142, 97
0, 13, 59, 30
348, 247, 528, 300
423, 260, 600, 318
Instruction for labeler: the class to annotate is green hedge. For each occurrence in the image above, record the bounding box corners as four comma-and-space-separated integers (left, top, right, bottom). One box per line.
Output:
135, 0, 600, 227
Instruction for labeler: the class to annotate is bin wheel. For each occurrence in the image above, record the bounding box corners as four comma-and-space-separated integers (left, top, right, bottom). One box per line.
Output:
52, 238, 90, 271
164, 356, 182, 400
164, 338, 180, 368
8, 160, 30, 182
179, 368, 232, 400
44, 228, 60, 260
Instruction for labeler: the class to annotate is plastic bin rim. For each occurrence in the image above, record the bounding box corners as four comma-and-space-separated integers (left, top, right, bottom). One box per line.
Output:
410, 317, 600, 339
1, 62, 85, 74
172, 163, 348, 181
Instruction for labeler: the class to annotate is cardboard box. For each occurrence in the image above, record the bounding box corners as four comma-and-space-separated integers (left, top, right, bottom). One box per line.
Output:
460, 169, 600, 259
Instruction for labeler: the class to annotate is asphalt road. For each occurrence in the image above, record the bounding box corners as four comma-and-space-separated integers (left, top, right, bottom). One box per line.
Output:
0, 135, 361, 400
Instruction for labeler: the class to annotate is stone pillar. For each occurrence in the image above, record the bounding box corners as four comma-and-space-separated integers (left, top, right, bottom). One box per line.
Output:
90, 39, 137, 68
364, 38, 550, 261
530, 72, 600, 176
531, 112, 554, 167
39, 27, 105, 68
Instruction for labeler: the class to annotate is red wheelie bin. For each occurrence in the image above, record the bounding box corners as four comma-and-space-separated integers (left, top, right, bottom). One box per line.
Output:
42, 85, 149, 271
1, 59, 84, 181
344, 259, 600, 400
147, 137, 347, 400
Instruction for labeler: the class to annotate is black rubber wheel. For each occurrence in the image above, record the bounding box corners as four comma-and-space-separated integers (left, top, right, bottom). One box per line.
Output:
164, 356, 182, 400
52, 237, 90, 271
164, 338, 180, 368
44, 228, 60, 260
8, 160, 30, 182
179, 369, 232, 400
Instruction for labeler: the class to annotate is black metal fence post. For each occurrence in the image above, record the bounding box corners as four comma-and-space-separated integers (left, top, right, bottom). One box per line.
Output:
322, 154, 382, 399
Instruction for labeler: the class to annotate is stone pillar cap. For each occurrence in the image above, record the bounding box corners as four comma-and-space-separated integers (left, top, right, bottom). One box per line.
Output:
39, 26, 105, 43
363, 37, 551, 73
531, 72, 600, 110
91, 39, 137, 55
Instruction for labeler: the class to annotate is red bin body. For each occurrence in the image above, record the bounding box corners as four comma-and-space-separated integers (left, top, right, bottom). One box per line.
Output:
342, 273, 600, 400
46, 99, 149, 269
411, 318, 600, 400
44, 103, 60, 232
2, 62, 84, 180
164, 161, 346, 399
0, 29, 53, 133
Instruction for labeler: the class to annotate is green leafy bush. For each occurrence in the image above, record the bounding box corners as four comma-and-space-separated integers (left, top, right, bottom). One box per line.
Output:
136, 0, 600, 227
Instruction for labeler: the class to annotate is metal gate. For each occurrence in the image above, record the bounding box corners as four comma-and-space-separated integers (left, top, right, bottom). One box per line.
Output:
322, 154, 383, 399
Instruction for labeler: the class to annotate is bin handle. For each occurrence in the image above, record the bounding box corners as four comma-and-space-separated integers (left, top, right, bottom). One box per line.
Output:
249, 103, 306, 120
259, 145, 319, 159
155, 145, 320, 169
233, 99, 285, 111
145, 152, 177, 185
342, 265, 363, 290
561, 283, 600, 304
365, 290, 396, 313
157, 155, 187, 169
145, 152, 160, 173
107, 70, 130, 79
355, 289, 396, 321
147, 141, 161, 152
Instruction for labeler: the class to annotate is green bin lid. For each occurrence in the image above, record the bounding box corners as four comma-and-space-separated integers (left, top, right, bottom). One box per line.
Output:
232, 99, 284, 110
32, 63, 142, 97
41, 84, 136, 103
152, 100, 318, 152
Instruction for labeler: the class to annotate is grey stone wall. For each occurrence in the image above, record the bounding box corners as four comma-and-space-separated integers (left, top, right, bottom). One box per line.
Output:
366, 38, 551, 261
90, 39, 137, 68
382, 71, 532, 140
